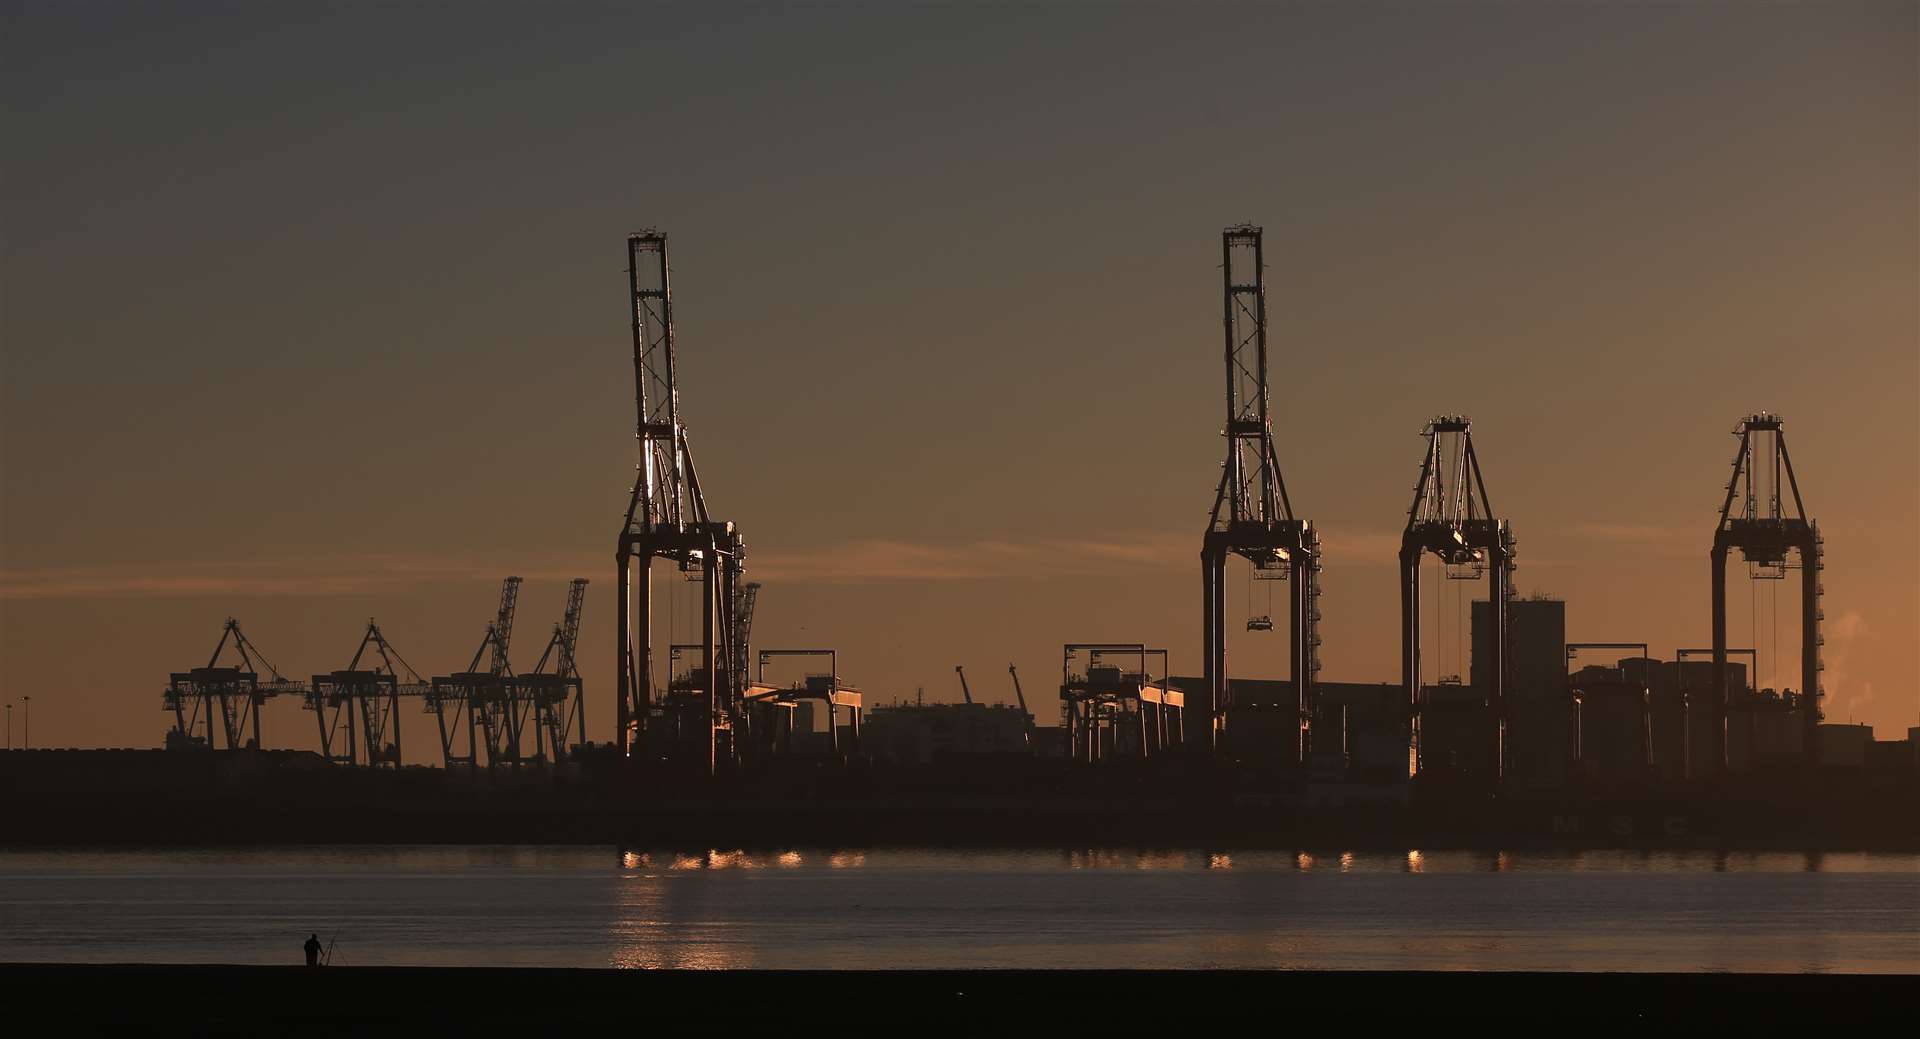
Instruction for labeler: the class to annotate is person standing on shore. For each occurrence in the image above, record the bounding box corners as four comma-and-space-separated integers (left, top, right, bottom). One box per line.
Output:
304, 934, 322, 967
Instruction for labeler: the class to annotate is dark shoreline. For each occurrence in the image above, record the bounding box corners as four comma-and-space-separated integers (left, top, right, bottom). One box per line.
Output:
4, 964, 1912, 1032
6, 795, 1915, 852
6, 748, 1915, 851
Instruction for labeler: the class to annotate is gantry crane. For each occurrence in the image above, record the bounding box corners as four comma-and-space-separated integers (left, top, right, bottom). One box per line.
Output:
164, 619, 306, 751
1200, 224, 1322, 759
1400, 416, 1515, 779
428, 577, 523, 769
747, 648, 862, 759
614, 230, 748, 776
307, 621, 427, 767
1710, 413, 1823, 769
521, 577, 589, 764
1060, 644, 1182, 762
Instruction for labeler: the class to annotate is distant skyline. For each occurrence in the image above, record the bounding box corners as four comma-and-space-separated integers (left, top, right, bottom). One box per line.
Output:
3, 2, 1915, 756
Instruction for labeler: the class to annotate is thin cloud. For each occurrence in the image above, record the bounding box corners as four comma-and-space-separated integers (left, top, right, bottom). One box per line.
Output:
1572, 523, 1705, 557
0, 554, 597, 600
3, 527, 1466, 597
754, 529, 1416, 583
750, 536, 1193, 582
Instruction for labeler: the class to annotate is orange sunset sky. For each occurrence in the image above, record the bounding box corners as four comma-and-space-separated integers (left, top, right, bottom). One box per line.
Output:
3, 2, 1915, 757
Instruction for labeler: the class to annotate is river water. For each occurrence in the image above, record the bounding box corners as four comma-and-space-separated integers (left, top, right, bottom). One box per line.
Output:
1, 847, 1914, 971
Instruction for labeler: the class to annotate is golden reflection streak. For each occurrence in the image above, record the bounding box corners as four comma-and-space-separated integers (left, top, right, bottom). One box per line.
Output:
1339, 852, 1354, 872
1295, 853, 1314, 871
827, 852, 866, 869
610, 865, 747, 969
777, 851, 803, 868
1135, 851, 1188, 870
1406, 850, 1425, 873
1208, 853, 1233, 870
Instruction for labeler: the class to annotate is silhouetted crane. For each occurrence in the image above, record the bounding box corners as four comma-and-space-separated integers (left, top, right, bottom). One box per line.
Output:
426, 577, 522, 769
1399, 416, 1515, 779
1199, 224, 1322, 760
1710, 413, 1823, 769
165, 619, 305, 751
615, 230, 748, 777
523, 578, 589, 763
308, 621, 426, 767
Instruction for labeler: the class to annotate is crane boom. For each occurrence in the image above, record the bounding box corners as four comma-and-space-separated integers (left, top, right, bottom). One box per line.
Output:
558, 578, 587, 678
954, 665, 974, 706
491, 576, 523, 676
1008, 663, 1034, 746
732, 581, 761, 688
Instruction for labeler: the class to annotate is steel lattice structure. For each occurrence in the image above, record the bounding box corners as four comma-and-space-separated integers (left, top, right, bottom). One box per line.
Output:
1400, 416, 1515, 779
164, 619, 306, 751
1710, 413, 1823, 770
1200, 224, 1321, 759
307, 621, 428, 767
519, 577, 590, 764
428, 577, 527, 769
614, 230, 747, 776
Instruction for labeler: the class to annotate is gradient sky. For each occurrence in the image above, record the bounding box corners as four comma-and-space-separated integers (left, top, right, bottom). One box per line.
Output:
4, 1, 1915, 758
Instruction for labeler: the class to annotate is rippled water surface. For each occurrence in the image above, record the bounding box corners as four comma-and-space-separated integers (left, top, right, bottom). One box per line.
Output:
2, 847, 1915, 971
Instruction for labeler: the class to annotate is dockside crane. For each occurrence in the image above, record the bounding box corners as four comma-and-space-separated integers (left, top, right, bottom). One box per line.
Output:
1710, 413, 1823, 769
955, 666, 975, 706
307, 621, 427, 767
523, 578, 590, 764
1400, 416, 1516, 780
479, 576, 527, 766
1200, 224, 1323, 760
428, 577, 524, 769
615, 230, 749, 776
164, 619, 306, 751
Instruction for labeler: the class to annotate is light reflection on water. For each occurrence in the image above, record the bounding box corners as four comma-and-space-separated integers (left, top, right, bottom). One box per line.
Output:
1, 847, 1914, 972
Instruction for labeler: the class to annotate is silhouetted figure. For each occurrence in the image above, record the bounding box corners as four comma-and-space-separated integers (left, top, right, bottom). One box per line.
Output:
304, 934, 322, 967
